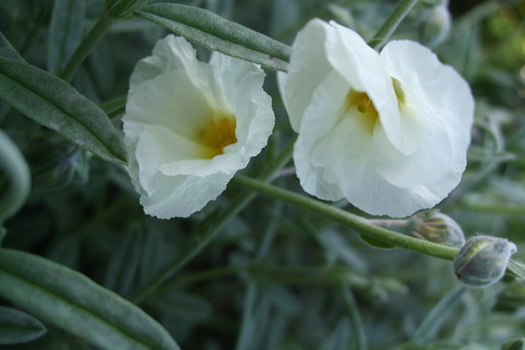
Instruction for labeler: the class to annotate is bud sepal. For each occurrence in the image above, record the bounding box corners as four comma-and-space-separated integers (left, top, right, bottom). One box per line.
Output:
454, 235, 517, 288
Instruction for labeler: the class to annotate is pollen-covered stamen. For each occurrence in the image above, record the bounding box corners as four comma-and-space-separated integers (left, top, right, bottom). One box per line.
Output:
200, 113, 237, 158
345, 90, 379, 120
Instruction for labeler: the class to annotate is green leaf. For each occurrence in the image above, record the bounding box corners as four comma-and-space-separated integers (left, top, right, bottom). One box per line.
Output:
0, 31, 25, 62
0, 57, 127, 165
507, 260, 525, 280
135, 4, 291, 71
0, 306, 47, 345
359, 234, 396, 249
411, 286, 466, 342
48, 0, 86, 74
0, 130, 31, 226
501, 338, 525, 350
0, 248, 180, 350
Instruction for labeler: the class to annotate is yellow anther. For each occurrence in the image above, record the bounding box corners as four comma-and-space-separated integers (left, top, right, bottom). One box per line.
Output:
200, 113, 237, 158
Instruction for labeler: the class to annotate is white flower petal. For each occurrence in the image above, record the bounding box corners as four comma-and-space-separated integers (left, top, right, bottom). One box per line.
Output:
126, 68, 216, 141
283, 19, 474, 218
130, 36, 206, 90
293, 71, 350, 201
377, 40, 474, 188
281, 19, 333, 131
123, 36, 275, 219
326, 21, 415, 155
209, 52, 275, 158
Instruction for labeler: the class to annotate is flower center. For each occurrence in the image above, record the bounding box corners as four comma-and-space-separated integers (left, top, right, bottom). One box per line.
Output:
200, 113, 237, 158
345, 90, 379, 121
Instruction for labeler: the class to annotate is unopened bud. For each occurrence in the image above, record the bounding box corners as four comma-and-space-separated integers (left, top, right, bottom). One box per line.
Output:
408, 210, 465, 247
500, 338, 525, 350
26, 138, 89, 191
454, 236, 517, 288
421, 3, 452, 48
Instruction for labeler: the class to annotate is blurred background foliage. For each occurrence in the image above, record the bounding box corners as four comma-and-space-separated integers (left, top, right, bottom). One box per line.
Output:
1, 0, 524, 349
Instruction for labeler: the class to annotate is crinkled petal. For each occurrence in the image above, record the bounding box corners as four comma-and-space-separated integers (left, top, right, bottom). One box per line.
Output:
377, 40, 474, 189
287, 20, 474, 218
325, 21, 415, 155
280, 19, 333, 131
131, 36, 205, 89
126, 68, 216, 142
294, 71, 356, 201
209, 52, 275, 158
123, 36, 274, 219
142, 170, 232, 219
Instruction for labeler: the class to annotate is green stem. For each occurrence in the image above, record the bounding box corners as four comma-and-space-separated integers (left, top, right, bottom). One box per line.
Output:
232, 174, 458, 261
0, 131, 31, 227
368, 0, 420, 49
60, 14, 114, 82
129, 136, 296, 305
339, 283, 367, 350
365, 218, 409, 228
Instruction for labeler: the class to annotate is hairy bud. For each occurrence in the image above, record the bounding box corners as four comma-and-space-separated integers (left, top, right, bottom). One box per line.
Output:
408, 210, 465, 247
454, 236, 517, 288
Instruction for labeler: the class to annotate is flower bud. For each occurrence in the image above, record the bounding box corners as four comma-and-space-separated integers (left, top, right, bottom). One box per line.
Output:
421, 3, 452, 48
500, 338, 525, 350
407, 210, 465, 247
26, 138, 89, 192
454, 236, 517, 288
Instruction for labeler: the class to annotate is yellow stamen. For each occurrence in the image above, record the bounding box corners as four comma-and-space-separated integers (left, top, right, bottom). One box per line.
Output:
345, 90, 379, 120
200, 113, 237, 158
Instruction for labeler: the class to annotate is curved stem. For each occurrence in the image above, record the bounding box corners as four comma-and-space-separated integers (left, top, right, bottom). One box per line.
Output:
232, 174, 458, 261
0, 131, 31, 226
368, 0, 420, 49
365, 218, 410, 228
60, 14, 114, 82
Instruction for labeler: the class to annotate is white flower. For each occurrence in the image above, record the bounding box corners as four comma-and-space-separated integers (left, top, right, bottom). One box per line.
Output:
123, 35, 274, 219
279, 19, 474, 217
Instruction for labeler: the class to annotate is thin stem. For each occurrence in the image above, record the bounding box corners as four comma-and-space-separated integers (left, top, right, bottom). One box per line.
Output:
232, 174, 458, 261
129, 136, 296, 305
365, 218, 410, 228
339, 283, 367, 350
60, 14, 114, 82
368, 0, 420, 49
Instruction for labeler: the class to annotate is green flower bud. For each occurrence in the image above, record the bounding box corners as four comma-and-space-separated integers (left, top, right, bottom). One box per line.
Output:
454, 236, 517, 288
408, 210, 465, 247
501, 338, 525, 350
26, 138, 89, 192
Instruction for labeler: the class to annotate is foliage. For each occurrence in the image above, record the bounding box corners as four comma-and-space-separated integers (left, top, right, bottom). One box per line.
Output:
0, 0, 524, 349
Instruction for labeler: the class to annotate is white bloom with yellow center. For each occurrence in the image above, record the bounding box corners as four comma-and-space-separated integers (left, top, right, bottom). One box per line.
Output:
123, 35, 274, 218
279, 19, 474, 217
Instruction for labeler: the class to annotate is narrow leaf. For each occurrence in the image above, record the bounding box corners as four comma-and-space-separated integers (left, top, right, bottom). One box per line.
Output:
0, 306, 47, 345
0, 130, 31, 226
135, 4, 291, 71
0, 31, 25, 62
0, 248, 180, 350
0, 57, 127, 165
411, 286, 466, 342
48, 0, 86, 74
508, 260, 525, 280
